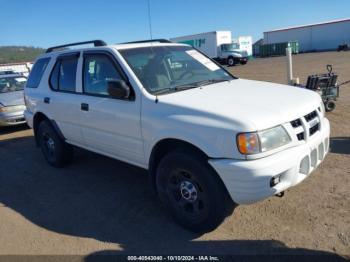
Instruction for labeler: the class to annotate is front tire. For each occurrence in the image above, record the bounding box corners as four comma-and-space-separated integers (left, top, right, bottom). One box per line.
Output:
227, 57, 235, 67
37, 120, 73, 167
156, 151, 234, 233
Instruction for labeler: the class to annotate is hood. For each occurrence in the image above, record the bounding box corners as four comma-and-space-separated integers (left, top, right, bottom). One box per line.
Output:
0, 90, 25, 107
158, 79, 322, 131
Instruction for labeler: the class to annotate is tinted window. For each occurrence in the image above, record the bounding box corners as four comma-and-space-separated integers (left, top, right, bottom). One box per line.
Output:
49, 56, 78, 92
49, 62, 59, 90
83, 54, 122, 95
26, 58, 50, 88
59, 58, 77, 92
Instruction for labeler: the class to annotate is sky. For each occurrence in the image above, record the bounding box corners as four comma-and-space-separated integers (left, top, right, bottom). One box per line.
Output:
2, 0, 350, 48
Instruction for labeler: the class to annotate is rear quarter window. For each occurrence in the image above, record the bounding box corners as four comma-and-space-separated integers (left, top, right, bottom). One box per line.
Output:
26, 58, 51, 88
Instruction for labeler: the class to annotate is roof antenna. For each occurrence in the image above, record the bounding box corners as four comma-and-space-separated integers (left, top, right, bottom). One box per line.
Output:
147, 0, 153, 40
147, 0, 158, 103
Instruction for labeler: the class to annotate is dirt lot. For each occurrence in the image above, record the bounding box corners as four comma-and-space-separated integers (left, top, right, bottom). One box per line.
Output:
0, 51, 349, 258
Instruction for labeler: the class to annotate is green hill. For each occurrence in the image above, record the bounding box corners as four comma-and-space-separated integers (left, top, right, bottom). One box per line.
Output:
0, 46, 45, 64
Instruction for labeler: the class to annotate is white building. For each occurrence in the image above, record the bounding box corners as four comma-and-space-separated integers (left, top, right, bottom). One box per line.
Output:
0, 62, 33, 76
263, 18, 350, 52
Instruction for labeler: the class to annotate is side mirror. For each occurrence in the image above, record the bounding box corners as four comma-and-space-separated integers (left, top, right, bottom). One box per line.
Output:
107, 80, 130, 99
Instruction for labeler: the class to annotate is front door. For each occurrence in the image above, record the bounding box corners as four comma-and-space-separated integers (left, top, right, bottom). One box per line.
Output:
79, 52, 144, 166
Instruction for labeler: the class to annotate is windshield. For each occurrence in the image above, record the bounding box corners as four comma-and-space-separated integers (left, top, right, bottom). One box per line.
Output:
0, 76, 27, 93
221, 43, 240, 52
119, 45, 235, 95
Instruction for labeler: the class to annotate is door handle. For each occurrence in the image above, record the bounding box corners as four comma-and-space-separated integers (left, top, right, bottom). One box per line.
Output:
44, 97, 50, 104
81, 103, 89, 111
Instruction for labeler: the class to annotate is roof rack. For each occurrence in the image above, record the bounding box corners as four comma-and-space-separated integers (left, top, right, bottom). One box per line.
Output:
122, 39, 172, 44
46, 40, 107, 53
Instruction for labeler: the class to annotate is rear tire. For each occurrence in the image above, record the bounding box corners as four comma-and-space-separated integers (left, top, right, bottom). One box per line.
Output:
37, 120, 73, 167
156, 151, 234, 233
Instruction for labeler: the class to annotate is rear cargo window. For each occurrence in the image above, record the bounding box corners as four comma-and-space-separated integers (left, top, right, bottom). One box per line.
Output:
26, 58, 50, 88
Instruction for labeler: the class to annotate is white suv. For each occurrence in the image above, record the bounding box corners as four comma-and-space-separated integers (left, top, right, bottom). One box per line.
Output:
24, 39, 330, 232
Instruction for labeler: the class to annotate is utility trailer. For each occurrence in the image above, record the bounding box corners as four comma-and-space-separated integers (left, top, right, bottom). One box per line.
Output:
302, 65, 349, 112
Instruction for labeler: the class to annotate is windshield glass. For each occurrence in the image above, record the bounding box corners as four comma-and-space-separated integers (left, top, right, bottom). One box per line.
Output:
221, 43, 240, 52
0, 76, 27, 93
119, 45, 235, 95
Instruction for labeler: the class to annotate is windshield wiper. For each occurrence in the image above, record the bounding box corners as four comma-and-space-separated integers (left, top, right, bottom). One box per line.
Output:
174, 79, 230, 90
193, 78, 230, 87
152, 79, 230, 95
152, 84, 199, 95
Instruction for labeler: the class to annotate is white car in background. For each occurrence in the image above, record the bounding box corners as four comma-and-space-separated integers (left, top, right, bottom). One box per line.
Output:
24, 39, 330, 232
0, 72, 27, 126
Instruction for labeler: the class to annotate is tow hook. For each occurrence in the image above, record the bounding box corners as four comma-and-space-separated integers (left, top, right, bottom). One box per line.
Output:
275, 191, 284, 198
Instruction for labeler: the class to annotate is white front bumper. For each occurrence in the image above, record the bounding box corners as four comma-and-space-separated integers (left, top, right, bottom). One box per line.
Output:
209, 118, 330, 205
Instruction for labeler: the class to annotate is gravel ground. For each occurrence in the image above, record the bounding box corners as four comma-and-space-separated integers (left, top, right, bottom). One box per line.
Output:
0, 51, 349, 259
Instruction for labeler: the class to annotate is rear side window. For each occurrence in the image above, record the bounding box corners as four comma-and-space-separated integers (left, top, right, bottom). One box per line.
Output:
50, 55, 78, 92
26, 58, 50, 88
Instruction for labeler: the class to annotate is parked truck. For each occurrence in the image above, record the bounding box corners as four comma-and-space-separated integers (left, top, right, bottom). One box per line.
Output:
233, 36, 253, 57
170, 31, 248, 66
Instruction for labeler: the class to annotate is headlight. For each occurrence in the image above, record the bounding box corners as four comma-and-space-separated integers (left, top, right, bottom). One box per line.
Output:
237, 126, 291, 155
259, 126, 291, 152
0, 105, 25, 112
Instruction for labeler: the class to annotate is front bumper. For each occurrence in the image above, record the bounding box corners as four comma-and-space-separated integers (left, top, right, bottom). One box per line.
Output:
209, 118, 330, 205
0, 110, 26, 126
234, 57, 248, 63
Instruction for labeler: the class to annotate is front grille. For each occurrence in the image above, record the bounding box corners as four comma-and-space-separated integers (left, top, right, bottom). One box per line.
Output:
291, 119, 302, 128
297, 132, 304, 141
290, 109, 320, 141
309, 123, 319, 136
304, 110, 317, 122
6, 117, 25, 123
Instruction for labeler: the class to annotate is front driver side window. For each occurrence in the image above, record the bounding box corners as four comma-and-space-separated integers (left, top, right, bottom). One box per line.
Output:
83, 54, 122, 96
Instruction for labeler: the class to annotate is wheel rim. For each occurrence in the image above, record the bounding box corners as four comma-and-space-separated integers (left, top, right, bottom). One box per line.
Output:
228, 58, 234, 66
180, 181, 198, 202
166, 169, 207, 219
43, 132, 55, 157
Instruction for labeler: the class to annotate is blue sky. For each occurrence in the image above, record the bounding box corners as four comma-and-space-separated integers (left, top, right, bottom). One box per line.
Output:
2, 0, 350, 48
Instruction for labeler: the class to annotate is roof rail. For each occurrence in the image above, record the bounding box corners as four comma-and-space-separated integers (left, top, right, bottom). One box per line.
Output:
122, 39, 172, 44
46, 40, 107, 53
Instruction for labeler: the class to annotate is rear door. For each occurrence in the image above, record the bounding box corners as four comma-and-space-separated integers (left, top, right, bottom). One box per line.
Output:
79, 51, 144, 166
47, 52, 84, 144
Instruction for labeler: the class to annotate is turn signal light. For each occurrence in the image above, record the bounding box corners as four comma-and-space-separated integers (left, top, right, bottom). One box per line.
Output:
237, 133, 260, 154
